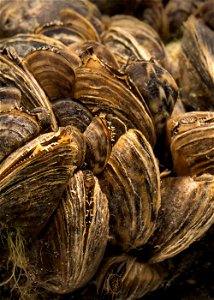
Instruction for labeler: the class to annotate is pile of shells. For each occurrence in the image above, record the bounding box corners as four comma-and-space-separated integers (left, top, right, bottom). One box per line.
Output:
0, 0, 213, 299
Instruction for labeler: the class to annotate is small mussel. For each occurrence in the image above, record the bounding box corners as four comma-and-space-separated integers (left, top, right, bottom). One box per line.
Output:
30, 170, 109, 294
99, 129, 160, 251
0, 126, 84, 238
147, 174, 214, 263
167, 111, 214, 176
95, 255, 163, 300
84, 115, 112, 174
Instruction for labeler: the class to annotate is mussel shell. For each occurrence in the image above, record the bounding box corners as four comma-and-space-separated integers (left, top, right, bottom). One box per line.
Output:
0, 48, 58, 131
167, 111, 214, 176
69, 40, 119, 69
0, 86, 21, 112
23, 47, 80, 102
52, 98, 93, 132
179, 16, 214, 111
30, 170, 109, 294
0, 109, 40, 163
124, 59, 178, 136
84, 116, 112, 174
0, 0, 104, 37
101, 15, 168, 68
74, 55, 156, 146
148, 174, 214, 263
95, 255, 163, 300
0, 126, 82, 237
99, 129, 160, 251
0, 33, 66, 58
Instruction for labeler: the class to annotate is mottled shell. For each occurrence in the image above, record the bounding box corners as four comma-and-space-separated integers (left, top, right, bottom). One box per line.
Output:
0, 126, 84, 237
148, 174, 214, 263
179, 16, 214, 111
84, 116, 112, 174
22, 47, 80, 102
124, 59, 178, 136
101, 15, 168, 68
99, 129, 160, 251
95, 255, 163, 300
30, 170, 109, 294
74, 53, 156, 146
167, 111, 214, 176
0, 48, 57, 130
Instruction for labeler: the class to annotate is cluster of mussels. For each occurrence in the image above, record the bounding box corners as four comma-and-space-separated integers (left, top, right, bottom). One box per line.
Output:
0, 0, 214, 299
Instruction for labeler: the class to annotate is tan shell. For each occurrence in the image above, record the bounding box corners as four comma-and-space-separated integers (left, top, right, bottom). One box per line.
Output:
99, 129, 160, 250
0, 126, 83, 238
0, 47, 58, 131
148, 174, 214, 263
179, 16, 214, 111
84, 115, 112, 174
30, 170, 109, 294
95, 255, 163, 300
22, 47, 81, 102
74, 53, 156, 146
124, 58, 178, 136
167, 111, 214, 176
101, 15, 168, 68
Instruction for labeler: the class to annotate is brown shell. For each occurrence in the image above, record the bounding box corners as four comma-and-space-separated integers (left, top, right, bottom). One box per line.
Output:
22, 47, 80, 102
95, 255, 163, 300
101, 15, 168, 68
0, 47, 58, 131
84, 115, 112, 174
167, 111, 214, 176
0, 33, 66, 58
148, 174, 214, 263
99, 129, 160, 251
30, 170, 109, 294
0, 0, 104, 37
0, 109, 40, 163
52, 98, 93, 132
69, 40, 119, 69
0, 86, 21, 112
179, 16, 214, 111
0, 126, 83, 238
124, 58, 178, 136
74, 54, 156, 146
